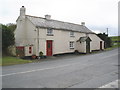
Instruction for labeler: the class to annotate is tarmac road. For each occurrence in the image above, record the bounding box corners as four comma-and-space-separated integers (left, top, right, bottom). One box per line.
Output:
2, 48, 119, 88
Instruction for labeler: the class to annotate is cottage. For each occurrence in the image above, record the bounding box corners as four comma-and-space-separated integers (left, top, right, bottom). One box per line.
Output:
15, 6, 104, 57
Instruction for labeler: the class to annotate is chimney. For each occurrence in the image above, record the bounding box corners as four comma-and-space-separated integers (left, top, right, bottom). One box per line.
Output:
81, 22, 85, 26
45, 15, 51, 20
20, 6, 26, 17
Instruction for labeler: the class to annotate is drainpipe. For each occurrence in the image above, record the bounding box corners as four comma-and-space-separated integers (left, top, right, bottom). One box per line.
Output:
36, 27, 39, 57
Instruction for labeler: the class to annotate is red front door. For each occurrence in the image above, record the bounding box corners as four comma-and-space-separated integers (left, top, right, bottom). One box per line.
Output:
46, 40, 53, 56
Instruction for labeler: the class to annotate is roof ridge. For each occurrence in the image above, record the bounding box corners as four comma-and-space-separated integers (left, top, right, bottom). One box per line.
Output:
26, 14, 94, 33
26, 15, 44, 19
51, 19, 83, 27
26, 15, 84, 27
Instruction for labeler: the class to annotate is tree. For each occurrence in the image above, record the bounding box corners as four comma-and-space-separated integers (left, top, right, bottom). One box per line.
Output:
97, 33, 112, 48
2, 24, 15, 54
7, 23, 16, 32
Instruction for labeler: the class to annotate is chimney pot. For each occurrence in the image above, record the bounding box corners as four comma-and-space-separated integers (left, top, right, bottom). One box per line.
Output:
45, 15, 51, 20
81, 22, 85, 26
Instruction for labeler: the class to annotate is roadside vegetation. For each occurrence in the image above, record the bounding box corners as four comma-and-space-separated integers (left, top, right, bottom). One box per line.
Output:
97, 33, 120, 50
2, 23, 15, 55
104, 36, 120, 51
110, 36, 120, 47
96, 33, 112, 48
2, 56, 32, 66
0, 58, 2, 66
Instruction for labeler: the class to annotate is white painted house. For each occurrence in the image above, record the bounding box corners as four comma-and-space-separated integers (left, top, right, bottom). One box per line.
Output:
15, 6, 104, 57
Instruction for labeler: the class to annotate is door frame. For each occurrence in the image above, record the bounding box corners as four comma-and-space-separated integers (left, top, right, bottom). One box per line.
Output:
100, 41, 102, 50
86, 41, 90, 53
46, 40, 53, 56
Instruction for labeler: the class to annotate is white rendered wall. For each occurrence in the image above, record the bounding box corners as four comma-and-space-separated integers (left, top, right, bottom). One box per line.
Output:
15, 17, 104, 56
88, 34, 104, 51
25, 18, 38, 56
38, 28, 87, 55
15, 17, 27, 46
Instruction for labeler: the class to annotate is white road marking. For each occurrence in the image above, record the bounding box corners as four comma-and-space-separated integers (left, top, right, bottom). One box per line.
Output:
1, 53, 118, 77
99, 80, 118, 88
1, 63, 81, 77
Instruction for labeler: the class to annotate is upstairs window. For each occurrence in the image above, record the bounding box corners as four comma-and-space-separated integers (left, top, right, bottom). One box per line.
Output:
47, 28, 53, 36
69, 41, 74, 49
70, 31, 74, 37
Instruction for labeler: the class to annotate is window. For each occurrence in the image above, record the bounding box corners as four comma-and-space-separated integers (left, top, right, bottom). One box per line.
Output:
70, 31, 74, 37
47, 28, 53, 36
29, 47, 32, 54
69, 41, 74, 49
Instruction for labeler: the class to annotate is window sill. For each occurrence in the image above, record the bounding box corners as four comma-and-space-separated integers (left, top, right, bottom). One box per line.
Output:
70, 48, 74, 49
47, 34, 54, 36
70, 36, 75, 37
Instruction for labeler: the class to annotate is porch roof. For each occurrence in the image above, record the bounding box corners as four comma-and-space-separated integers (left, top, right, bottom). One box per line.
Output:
77, 36, 92, 42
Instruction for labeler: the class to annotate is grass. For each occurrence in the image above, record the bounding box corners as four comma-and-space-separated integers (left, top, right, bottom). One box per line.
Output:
105, 46, 117, 51
104, 36, 120, 51
110, 36, 120, 47
110, 36, 120, 41
2, 56, 32, 66
0, 58, 2, 66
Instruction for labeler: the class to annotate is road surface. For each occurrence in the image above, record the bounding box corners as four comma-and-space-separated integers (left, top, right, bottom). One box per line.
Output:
2, 48, 119, 88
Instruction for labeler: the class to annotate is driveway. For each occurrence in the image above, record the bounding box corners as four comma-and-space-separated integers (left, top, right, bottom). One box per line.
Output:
2, 48, 119, 88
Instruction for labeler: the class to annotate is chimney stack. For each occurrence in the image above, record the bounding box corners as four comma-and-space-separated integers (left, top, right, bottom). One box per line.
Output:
81, 22, 85, 26
45, 15, 51, 20
20, 6, 26, 17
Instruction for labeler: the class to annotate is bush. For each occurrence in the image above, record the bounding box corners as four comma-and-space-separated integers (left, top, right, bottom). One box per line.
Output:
39, 51, 43, 56
97, 33, 112, 48
2, 24, 16, 55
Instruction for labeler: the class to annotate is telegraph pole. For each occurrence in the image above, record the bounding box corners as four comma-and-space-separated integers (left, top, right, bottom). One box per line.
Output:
107, 28, 108, 35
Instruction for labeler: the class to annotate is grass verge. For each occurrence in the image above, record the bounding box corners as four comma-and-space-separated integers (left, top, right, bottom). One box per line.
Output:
105, 45, 120, 51
1, 56, 32, 66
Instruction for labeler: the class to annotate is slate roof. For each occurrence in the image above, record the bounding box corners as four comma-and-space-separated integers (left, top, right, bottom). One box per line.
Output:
77, 36, 92, 42
26, 15, 94, 34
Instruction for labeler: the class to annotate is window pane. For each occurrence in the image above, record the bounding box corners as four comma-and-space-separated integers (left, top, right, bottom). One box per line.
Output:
69, 42, 74, 48
47, 28, 53, 35
70, 31, 74, 36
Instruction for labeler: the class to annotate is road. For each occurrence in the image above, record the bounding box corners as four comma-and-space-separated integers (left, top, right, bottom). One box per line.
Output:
2, 48, 119, 88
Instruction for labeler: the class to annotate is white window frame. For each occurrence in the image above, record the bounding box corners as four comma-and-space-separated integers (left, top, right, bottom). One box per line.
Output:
70, 31, 74, 37
69, 41, 74, 49
47, 28, 53, 35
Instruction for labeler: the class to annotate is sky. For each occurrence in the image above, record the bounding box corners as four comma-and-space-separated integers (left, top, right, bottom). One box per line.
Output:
0, 0, 119, 36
